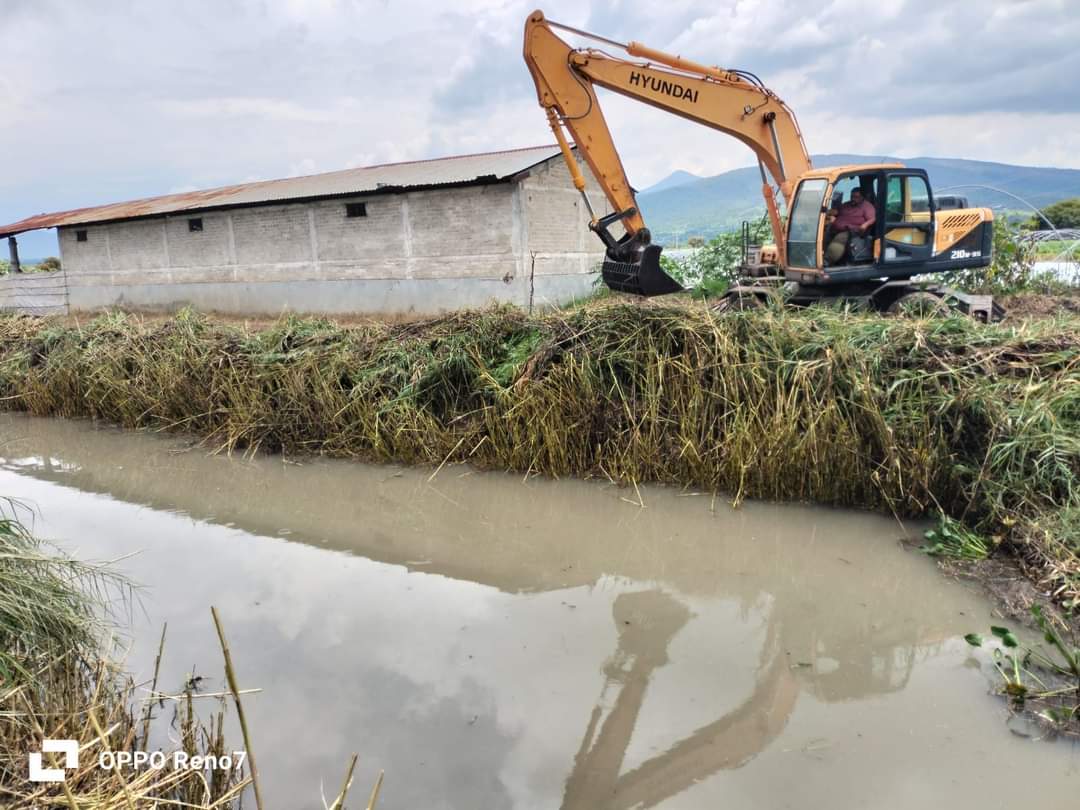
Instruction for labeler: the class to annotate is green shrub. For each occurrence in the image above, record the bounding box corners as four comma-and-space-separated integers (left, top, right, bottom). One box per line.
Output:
663, 217, 773, 297
1028, 198, 1080, 231
33, 256, 62, 272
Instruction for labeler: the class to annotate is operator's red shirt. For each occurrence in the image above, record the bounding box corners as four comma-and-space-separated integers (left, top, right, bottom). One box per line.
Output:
833, 199, 875, 231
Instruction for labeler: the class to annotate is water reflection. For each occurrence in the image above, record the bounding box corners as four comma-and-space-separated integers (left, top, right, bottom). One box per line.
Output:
563, 590, 796, 809
1, 413, 1075, 809
560, 581, 930, 809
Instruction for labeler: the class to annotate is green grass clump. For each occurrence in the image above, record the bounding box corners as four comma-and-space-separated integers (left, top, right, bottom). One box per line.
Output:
1, 302, 1078, 609
0, 506, 365, 809
0, 499, 125, 685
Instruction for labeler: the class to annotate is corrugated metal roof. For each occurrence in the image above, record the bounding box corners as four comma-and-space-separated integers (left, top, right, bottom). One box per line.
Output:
0, 144, 563, 238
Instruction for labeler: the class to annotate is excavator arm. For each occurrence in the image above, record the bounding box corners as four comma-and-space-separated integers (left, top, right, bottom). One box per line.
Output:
523, 10, 812, 294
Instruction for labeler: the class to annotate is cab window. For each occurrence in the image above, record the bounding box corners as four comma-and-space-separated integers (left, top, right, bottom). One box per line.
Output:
885, 177, 903, 223
886, 176, 931, 224
830, 175, 862, 210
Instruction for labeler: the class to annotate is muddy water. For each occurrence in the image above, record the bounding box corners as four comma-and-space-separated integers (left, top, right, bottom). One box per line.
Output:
1, 413, 1076, 809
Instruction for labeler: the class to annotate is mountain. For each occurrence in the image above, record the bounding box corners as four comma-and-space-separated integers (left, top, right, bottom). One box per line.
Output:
636, 154, 1080, 244
639, 169, 702, 195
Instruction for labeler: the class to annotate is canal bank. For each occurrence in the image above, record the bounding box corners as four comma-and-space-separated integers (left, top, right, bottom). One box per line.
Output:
0, 303, 1077, 618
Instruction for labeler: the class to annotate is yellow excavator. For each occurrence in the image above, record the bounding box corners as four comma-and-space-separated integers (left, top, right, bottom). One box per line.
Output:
523, 10, 1002, 320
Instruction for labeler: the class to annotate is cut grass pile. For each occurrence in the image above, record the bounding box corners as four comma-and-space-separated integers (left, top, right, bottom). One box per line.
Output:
1, 302, 1077, 612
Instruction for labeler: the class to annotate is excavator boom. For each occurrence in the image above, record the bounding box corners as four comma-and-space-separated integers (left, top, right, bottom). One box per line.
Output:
523, 10, 811, 293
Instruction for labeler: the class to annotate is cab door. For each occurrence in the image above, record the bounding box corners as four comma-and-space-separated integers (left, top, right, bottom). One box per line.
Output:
882, 171, 934, 265
786, 177, 828, 271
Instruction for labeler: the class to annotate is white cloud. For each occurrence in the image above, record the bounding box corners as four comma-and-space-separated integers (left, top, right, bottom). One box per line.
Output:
287, 157, 319, 177
157, 97, 350, 124
2, 0, 1078, 257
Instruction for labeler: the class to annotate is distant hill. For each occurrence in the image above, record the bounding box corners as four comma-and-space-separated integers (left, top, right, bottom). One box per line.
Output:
639, 169, 703, 195
637, 154, 1080, 244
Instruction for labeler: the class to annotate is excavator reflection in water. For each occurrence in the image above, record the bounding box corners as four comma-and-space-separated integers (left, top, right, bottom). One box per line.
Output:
562, 590, 795, 809
4, 415, 957, 809
559, 586, 923, 809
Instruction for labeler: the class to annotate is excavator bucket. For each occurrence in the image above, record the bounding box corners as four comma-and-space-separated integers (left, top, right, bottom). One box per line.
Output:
601, 244, 683, 297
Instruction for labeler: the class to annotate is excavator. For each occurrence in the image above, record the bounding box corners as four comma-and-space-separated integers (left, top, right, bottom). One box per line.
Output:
523, 10, 1003, 320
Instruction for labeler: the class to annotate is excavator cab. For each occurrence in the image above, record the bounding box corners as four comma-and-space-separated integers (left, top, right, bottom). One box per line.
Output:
788, 165, 936, 278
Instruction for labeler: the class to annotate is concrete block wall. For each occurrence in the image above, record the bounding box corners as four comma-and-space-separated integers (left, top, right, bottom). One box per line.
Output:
519, 155, 614, 307
165, 212, 231, 268
54, 154, 606, 317
0, 271, 69, 315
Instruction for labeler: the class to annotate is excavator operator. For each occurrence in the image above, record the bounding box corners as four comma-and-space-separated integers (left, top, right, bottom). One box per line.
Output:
825, 188, 875, 265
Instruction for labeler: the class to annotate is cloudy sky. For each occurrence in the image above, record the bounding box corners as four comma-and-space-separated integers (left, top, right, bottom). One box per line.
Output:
4, 0, 1079, 255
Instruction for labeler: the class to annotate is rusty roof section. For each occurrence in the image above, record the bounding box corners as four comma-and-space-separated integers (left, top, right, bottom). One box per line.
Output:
0, 144, 564, 238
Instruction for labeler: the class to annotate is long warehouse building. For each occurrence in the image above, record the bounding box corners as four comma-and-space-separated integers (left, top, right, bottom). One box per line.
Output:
0, 145, 611, 316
